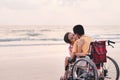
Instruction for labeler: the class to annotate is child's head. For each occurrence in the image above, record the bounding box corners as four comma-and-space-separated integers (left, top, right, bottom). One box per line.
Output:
73, 24, 85, 36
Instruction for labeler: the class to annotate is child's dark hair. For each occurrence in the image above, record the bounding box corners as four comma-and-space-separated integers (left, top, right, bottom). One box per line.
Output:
73, 24, 85, 36
64, 32, 71, 44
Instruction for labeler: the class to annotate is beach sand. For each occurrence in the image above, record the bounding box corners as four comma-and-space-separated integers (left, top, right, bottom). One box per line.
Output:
0, 43, 120, 80
0, 44, 68, 80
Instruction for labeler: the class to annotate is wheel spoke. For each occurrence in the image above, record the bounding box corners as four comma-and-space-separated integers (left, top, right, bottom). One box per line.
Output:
72, 58, 98, 80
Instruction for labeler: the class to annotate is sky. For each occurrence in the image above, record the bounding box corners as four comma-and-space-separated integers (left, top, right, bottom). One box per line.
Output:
0, 0, 120, 25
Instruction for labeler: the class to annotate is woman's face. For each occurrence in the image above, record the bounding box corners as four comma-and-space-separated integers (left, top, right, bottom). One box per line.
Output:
68, 33, 78, 44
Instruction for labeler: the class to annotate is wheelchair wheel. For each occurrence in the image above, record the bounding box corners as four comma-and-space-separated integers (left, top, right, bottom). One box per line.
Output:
71, 57, 98, 80
102, 56, 119, 80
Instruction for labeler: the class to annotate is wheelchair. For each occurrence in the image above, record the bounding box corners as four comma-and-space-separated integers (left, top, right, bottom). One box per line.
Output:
61, 40, 119, 80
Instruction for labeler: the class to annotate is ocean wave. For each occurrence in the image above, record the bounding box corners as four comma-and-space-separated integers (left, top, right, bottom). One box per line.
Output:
0, 38, 27, 42
0, 34, 120, 43
0, 26, 120, 46
25, 33, 42, 36
0, 38, 63, 42
101, 34, 120, 36
11, 29, 34, 33
0, 37, 120, 47
40, 29, 52, 32
0, 43, 65, 47
94, 37, 120, 40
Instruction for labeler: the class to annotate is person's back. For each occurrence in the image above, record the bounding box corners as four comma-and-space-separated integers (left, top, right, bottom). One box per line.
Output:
72, 35, 92, 56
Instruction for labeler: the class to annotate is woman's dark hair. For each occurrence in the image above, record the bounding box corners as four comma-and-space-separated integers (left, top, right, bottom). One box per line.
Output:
64, 32, 71, 44
73, 24, 85, 36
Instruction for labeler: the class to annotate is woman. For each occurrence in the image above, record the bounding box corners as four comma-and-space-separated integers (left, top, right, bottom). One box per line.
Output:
64, 32, 78, 71
60, 32, 78, 80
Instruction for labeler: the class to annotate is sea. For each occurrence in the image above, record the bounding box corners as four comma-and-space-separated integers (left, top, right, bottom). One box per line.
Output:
0, 25, 120, 47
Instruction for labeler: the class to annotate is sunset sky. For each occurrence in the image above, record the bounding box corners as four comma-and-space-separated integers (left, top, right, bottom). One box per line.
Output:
0, 0, 120, 25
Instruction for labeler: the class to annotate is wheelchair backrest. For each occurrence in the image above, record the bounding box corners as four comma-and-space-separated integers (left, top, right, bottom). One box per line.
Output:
90, 41, 107, 64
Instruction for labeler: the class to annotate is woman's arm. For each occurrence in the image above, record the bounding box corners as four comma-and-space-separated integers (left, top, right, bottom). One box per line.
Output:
70, 52, 75, 59
68, 45, 75, 59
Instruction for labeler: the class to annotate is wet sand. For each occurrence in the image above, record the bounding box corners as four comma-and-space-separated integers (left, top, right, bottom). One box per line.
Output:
0, 43, 119, 80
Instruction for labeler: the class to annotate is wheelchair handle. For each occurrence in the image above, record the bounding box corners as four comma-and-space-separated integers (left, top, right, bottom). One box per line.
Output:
107, 40, 115, 48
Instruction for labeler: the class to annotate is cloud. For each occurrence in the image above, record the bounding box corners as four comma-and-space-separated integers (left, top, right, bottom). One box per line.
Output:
0, 0, 49, 10
0, 0, 120, 25
0, 0, 86, 10
57, 0, 80, 6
